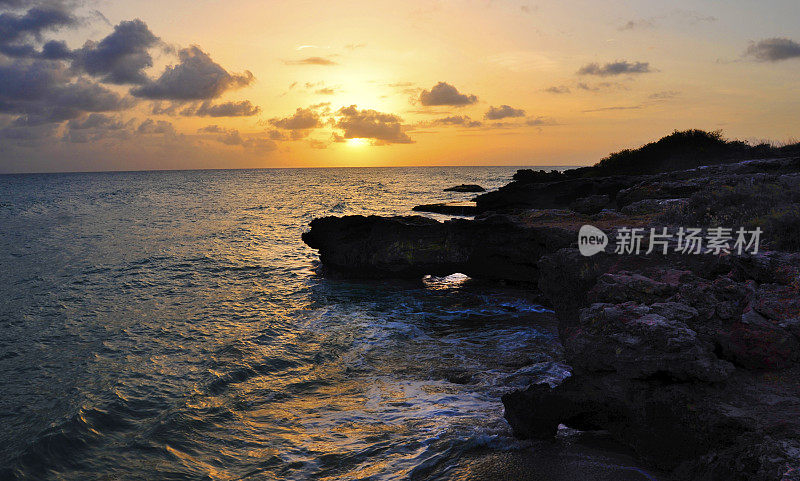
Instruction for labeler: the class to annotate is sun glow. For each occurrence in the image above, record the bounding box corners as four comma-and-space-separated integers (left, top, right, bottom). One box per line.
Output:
346, 138, 369, 147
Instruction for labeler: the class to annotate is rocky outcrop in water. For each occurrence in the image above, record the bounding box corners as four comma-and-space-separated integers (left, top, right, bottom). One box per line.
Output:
301, 212, 575, 281
302, 156, 800, 480
444, 184, 485, 192
412, 202, 478, 216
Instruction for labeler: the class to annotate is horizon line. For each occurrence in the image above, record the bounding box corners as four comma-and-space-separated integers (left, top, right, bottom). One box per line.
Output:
0, 164, 590, 176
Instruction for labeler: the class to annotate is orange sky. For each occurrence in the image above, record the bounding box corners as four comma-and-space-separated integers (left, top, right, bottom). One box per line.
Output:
1, 0, 799, 172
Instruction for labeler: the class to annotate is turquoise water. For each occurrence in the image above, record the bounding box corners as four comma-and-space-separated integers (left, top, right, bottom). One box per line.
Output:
0, 167, 657, 480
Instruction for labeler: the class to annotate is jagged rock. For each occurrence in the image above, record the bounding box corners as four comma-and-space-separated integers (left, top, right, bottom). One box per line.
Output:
474, 176, 640, 213
503, 368, 800, 479
620, 198, 688, 215
569, 194, 610, 214
565, 302, 734, 382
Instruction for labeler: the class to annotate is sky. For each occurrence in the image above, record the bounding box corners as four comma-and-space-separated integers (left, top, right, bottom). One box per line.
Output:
0, 0, 798, 173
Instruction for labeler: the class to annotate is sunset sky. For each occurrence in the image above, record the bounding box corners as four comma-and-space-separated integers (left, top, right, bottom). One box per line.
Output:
1, 0, 799, 173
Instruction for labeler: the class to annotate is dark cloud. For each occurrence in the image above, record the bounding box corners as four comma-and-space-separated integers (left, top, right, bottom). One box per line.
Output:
485, 104, 525, 120
41, 39, 70, 59
334, 105, 412, 144
68, 113, 127, 130
198, 124, 243, 145
132, 45, 254, 100
137, 118, 175, 135
269, 107, 321, 130
577, 61, 652, 76
0, 6, 75, 46
0, 122, 58, 145
0, 60, 132, 124
72, 19, 160, 84
745, 38, 800, 62
418, 82, 477, 106
0, 0, 29, 7
544, 85, 570, 94
181, 100, 260, 117
64, 114, 132, 143
285, 56, 337, 66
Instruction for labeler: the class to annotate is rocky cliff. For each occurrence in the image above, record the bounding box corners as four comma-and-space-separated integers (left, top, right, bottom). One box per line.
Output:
302, 156, 800, 480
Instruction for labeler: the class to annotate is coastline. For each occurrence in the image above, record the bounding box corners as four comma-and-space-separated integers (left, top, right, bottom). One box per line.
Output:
302, 150, 800, 480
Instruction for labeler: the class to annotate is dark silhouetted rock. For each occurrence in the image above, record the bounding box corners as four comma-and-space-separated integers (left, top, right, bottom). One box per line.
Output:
444, 184, 485, 192
301, 213, 575, 281
412, 202, 477, 216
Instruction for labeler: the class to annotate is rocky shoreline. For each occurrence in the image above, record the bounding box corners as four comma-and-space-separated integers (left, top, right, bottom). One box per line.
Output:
302, 154, 800, 480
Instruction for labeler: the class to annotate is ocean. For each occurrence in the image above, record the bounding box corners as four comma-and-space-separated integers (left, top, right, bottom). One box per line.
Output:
0, 167, 661, 480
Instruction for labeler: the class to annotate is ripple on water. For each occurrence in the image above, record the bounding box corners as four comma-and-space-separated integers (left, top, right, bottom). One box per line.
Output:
0, 167, 665, 480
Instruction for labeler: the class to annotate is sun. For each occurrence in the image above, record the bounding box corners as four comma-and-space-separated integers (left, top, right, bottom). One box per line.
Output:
346, 138, 369, 147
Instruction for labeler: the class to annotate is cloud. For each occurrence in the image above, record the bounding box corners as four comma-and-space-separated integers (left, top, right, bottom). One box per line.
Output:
285, 56, 337, 66
137, 118, 175, 135
63, 114, 132, 143
618, 19, 655, 31
745, 38, 800, 62
198, 125, 277, 150
71, 19, 160, 85
269, 107, 321, 130
576, 81, 628, 92
582, 105, 642, 113
577, 61, 652, 76
0, 122, 59, 145
68, 113, 127, 130
131, 45, 254, 100
334, 105, 412, 144
544, 85, 570, 94
418, 82, 478, 106
345, 43, 366, 50
267, 129, 287, 140
0, 6, 75, 51
649, 90, 680, 100
181, 100, 260, 117
308, 138, 327, 149
315, 87, 335, 95
525, 116, 557, 126
432, 115, 482, 127
0, 60, 132, 125
485, 104, 525, 120
618, 10, 716, 31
